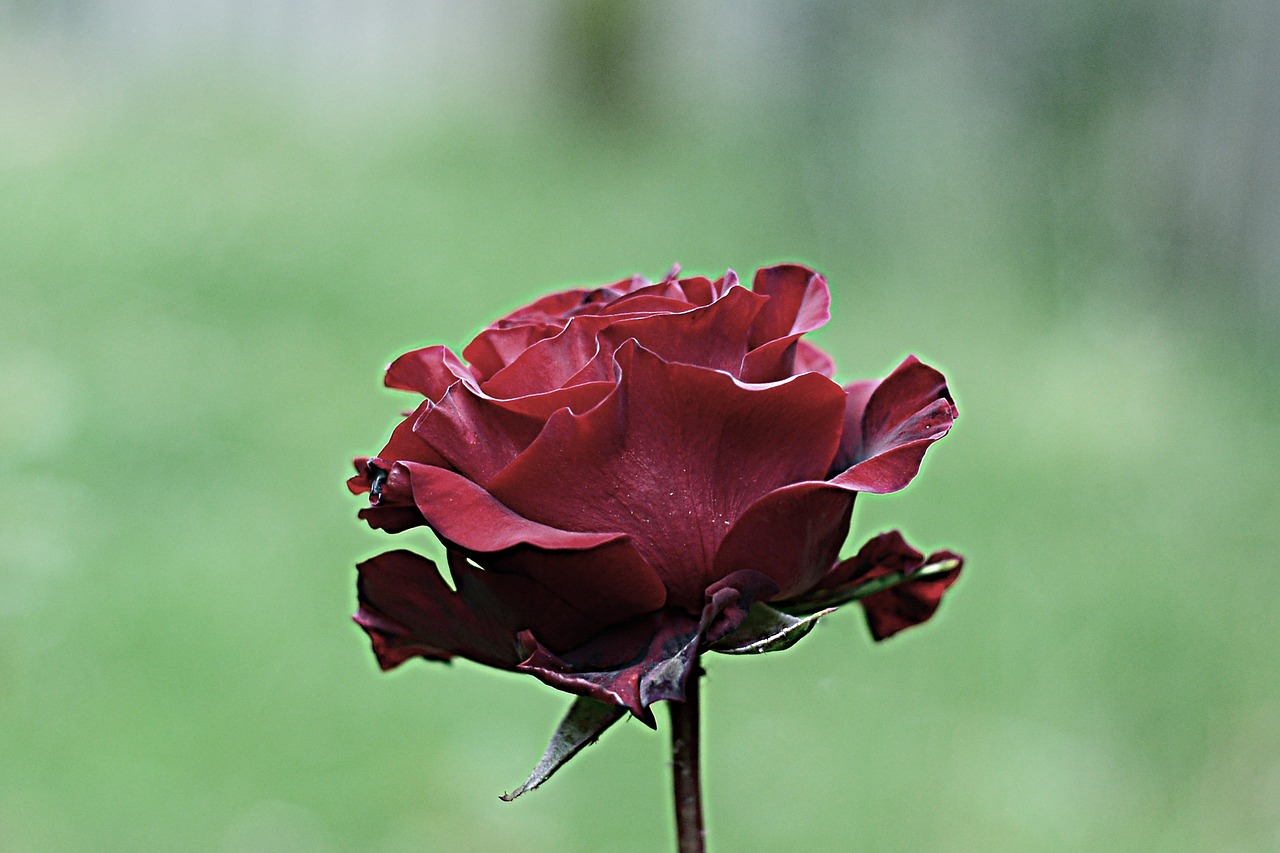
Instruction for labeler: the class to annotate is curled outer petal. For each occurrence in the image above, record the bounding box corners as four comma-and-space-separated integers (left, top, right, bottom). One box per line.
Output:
776, 531, 964, 640
829, 355, 957, 493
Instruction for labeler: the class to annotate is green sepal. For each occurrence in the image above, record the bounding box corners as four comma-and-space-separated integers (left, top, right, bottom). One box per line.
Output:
500, 696, 626, 801
710, 602, 835, 655
777, 556, 962, 616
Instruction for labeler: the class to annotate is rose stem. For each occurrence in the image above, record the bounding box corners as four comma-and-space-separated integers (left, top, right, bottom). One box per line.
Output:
669, 665, 707, 853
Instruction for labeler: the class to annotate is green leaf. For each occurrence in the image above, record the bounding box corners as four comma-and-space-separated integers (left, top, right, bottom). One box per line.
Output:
710, 602, 835, 655
500, 696, 626, 801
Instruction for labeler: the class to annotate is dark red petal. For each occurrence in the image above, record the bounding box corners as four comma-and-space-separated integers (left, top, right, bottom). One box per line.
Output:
597, 280, 692, 315
490, 288, 598, 327
748, 264, 831, 348
859, 549, 960, 640
357, 504, 426, 534
561, 285, 767, 382
412, 384, 544, 486
516, 571, 776, 720
392, 461, 668, 620
829, 357, 956, 494
396, 461, 627, 552
480, 317, 607, 398
861, 356, 955, 458
385, 345, 472, 399
348, 457, 373, 495
487, 341, 847, 610
372, 400, 451, 470
739, 266, 833, 382
348, 407, 449, 533
355, 540, 669, 677
595, 284, 765, 375
482, 285, 765, 397
713, 481, 855, 600
354, 549, 530, 670
463, 325, 560, 381
831, 439, 949, 494
480, 381, 615, 420
477, 542, 668, 647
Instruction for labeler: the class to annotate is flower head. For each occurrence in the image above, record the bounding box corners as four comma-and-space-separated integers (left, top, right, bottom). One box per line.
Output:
349, 265, 961, 724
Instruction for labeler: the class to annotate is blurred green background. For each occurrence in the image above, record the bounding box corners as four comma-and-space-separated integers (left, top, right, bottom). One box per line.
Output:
2, 2, 1278, 851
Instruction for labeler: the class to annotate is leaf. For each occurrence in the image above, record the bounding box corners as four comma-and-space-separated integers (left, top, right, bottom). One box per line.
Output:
710, 602, 835, 655
500, 696, 626, 801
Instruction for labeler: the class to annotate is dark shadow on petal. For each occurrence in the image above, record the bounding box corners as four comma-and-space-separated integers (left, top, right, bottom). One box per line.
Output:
516, 571, 776, 721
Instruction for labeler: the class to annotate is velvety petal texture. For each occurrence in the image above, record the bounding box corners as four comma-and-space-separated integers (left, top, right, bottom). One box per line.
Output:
349, 264, 963, 719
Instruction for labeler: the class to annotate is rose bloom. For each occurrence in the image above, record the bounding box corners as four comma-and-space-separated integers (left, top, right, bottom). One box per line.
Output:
348, 265, 960, 723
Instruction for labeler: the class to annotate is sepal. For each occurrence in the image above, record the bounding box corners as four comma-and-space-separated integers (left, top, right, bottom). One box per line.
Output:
710, 602, 835, 655
500, 696, 626, 801
778, 554, 960, 615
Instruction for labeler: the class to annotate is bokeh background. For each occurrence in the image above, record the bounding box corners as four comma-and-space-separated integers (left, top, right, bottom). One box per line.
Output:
3, 2, 1279, 851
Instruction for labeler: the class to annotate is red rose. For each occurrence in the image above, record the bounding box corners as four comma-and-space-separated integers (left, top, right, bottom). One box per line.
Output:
349, 265, 961, 723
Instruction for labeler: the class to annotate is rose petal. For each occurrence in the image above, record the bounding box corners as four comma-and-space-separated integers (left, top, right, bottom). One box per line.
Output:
739, 266, 833, 381
477, 541, 668, 646
356, 545, 667, 677
480, 319, 607, 398
371, 400, 451, 471
795, 340, 837, 377
482, 285, 766, 398
354, 549, 531, 670
713, 481, 855, 600
597, 284, 765, 376
352, 458, 428, 533
859, 548, 961, 639
596, 278, 701, 314
748, 264, 831, 347
385, 345, 473, 398
490, 288, 601, 328
464, 325, 562, 381
671, 274, 717, 306
481, 381, 615, 420
861, 356, 955, 458
390, 461, 668, 623
412, 384, 544, 486
829, 356, 956, 494
487, 341, 847, 609
396, 462, 629, 553
348, 457, 373, 496
787, 529, 925, 600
